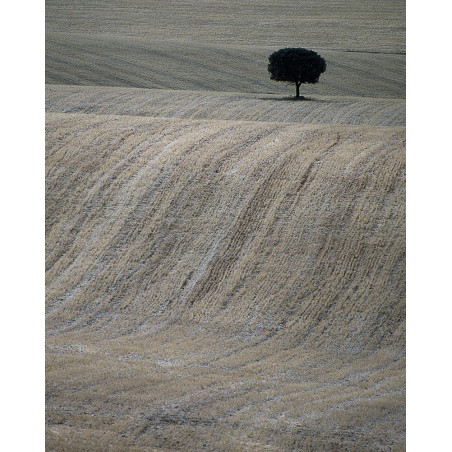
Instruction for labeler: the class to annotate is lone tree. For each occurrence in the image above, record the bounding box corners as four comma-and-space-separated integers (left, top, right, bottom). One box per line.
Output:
268, 48, 326, 98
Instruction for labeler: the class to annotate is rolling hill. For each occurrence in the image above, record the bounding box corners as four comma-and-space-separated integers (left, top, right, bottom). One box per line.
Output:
46, 0, 405, 450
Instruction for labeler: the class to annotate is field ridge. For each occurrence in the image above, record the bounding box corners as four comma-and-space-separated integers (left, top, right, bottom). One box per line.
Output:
46, 85, 406, 127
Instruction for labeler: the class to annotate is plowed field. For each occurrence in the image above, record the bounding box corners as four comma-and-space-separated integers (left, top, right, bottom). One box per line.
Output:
46, 1, 405, 450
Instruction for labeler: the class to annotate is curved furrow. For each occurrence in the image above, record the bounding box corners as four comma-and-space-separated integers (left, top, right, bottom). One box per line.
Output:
46, 112, 405, 451
46, 113, 405, 349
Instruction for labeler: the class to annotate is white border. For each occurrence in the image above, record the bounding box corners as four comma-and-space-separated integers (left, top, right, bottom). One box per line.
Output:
407, 1, 450, 450
3, 1, 45, 450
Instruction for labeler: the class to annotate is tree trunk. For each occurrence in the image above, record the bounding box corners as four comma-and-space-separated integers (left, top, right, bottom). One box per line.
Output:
295, 82, 300, 98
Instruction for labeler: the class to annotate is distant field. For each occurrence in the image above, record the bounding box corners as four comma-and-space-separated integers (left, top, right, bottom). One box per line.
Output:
46, 32, 405, 98
45, 0, 405, 51
45, 0, 405, 98
46, 85, 406, 126
46, 0, 405, 450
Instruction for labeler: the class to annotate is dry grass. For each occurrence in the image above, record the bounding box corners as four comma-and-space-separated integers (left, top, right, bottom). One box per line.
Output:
46, 338, 405, 451
46, 0, 405, 450
46, 85, 405, 126
46, 112, 405, 450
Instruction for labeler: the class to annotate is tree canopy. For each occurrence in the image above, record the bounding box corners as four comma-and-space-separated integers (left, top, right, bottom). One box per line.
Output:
268, 48, 326, 98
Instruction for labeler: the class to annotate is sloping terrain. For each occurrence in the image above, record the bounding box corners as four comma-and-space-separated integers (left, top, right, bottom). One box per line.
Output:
46, 113, 405, 346
46, 0, 405, 450
46, 112, 405, 451
45, 33, 405, 99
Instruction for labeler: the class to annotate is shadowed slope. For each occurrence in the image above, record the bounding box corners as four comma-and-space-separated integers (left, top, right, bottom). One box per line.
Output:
45, 33, 405, 98
46, 0, 405, 98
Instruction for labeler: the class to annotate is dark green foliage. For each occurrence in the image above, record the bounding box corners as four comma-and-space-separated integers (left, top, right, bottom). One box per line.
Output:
268, 48, 326, 98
